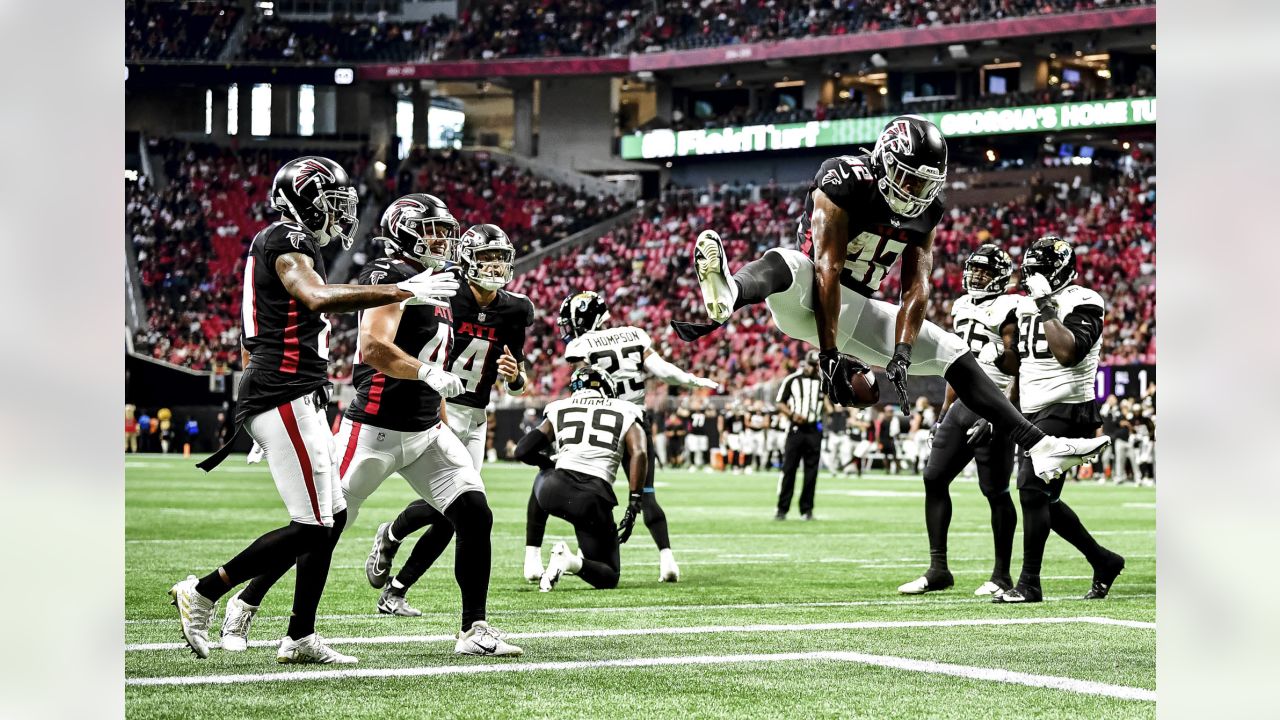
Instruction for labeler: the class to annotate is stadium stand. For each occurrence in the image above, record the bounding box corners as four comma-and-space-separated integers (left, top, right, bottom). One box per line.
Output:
126, 1, 243, 60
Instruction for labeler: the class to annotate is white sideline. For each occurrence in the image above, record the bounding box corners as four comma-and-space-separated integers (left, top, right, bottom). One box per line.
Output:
125, 593, 1157, 625
126, 616, 1153, 652
125, 648, 1156, 700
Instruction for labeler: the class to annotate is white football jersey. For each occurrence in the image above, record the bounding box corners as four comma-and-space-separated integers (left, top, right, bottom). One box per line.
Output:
545, 393, 644, 482
1014, 285, 1105, 413
951, 293, 1020, 392
564, 326, 653, 406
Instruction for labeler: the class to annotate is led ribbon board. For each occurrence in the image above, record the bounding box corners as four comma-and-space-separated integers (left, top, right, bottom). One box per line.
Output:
621, 97, 1156, 160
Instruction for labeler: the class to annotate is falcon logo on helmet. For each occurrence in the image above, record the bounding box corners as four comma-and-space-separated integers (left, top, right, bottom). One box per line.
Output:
379, 193, 459, 270
292, 158, 337, 193
270, 156, 359, 250
880, 119, 915, 155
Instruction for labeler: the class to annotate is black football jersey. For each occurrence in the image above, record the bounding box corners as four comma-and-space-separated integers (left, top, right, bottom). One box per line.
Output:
236, 221, 332, 422
688, 409, 712, 435
797, 153, 945, 297
768, 412, 786, 431
727, 412, 746, 434
445, 283, 536, 410
345, 259, 457, 432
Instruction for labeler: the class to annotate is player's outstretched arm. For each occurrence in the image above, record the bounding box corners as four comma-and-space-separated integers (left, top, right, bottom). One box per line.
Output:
513, 420, 555, 470
810, 190, 849, 353
642, 348, 719, 390
276, 253, 457, 313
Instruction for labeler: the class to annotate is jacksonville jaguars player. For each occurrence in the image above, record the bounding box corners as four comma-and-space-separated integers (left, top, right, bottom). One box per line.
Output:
671, 115, 1108, 483
523, 291, 718, 583
993, 236, 1126, 604
513, 367, 649, 592
898, 244, 1021, 597
363, 223, 536, 616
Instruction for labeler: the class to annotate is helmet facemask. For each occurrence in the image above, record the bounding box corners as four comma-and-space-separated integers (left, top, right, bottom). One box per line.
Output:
314, 186, 359, 249
963, 264, 1008, 299
394, 215, 458, 270
464, 245, 515, 291
877, 152, 945, 218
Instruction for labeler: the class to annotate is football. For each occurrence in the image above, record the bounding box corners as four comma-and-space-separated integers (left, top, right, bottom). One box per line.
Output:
849, 367, 880, 407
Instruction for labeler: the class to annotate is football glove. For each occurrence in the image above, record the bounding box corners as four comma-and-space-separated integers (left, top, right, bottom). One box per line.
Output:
617, 491, 642, 544
691, 376, 720, 390
819, 348, 867, 406
885, 343, 913, 410
398, 269, 459, 308
1024, 273, 1059, 316
965, 418, 992, 446
977, 342, 1000, 366
417, 365, 464, 398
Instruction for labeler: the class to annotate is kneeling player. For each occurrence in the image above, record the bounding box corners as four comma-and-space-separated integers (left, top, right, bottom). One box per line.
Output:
671, 115, 1108, 482
898, 245, 1020, 597
513, 367, 648, 591
993, 236, 1126, 604
362, 223, 534, 615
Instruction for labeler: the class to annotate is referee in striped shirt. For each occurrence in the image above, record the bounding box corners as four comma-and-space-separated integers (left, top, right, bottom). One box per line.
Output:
775, 350, 826, 521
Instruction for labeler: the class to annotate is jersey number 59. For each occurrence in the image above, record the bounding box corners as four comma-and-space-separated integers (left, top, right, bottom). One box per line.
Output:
557, 407, 626, 450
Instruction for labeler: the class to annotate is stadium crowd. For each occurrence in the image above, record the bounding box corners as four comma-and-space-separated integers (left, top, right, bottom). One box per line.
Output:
126, 1, 243, 61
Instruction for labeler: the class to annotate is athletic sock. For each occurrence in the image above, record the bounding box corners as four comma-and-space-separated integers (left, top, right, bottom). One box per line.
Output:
731, 251, 793, 309
444, 492, 492, 633
286, 510, 345, 640
1048, 499, 1105, 566
641, 491, 671, 551
988, 491, 1017, 584
237, 553, 295, 607
923, 483, 952, 575
525, 487, 549, 547
944, 353, 1045, 448
1017, 490, 1051, 590
196, 523, 313, 601
390, 500, 440, 543
393, 523, 455, 590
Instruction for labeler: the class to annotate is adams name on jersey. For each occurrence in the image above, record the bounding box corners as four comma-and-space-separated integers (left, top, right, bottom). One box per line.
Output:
951, 293, 1021, 392
545, 395, 645, 486
344, 258, 456, 432
1015, 285, 1105, 413
237, 220, 333, 423
446, 284, 535, 409
797, 153, 945, 297
564, 326, 652, 405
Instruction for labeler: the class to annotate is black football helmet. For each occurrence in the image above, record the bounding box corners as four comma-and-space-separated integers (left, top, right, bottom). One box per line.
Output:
870, 115, 948, 218
963, 244, 1014, 299
568, 366, 617, 398
1020, 235, 1077, 294
557, 291, 610, 341
458, 224, 516, 291
269, 156, 359, 249
379, 193, 459, 270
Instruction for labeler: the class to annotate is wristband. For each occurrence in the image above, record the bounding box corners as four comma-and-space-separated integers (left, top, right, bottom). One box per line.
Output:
507, 372, 526, 391
892, 342, 913, 363
416, 364, 431, 383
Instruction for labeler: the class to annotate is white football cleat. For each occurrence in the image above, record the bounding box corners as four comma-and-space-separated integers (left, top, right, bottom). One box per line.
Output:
658, 548, 680, 583
455, 621, 523, 657
896, 571, 954, 595
974, 581, 1008, 597
276, 634, 358, 664
219, 590, 259, 652
897, 576, 931, 595
523, 545, 545, 583
365, 522, 399, 589
377, 587, 423, 617
539, 541, 581, 593
1026, 435, 1112, 481
168, 575, 215, 659
693, 229, 737, 323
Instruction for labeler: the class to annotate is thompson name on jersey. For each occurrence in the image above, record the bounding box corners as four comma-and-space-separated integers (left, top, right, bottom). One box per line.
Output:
564, 326, 653, 405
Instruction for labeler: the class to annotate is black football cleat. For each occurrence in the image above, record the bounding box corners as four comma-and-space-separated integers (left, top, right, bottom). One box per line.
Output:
1084, 551, 1126, 600
992, 584, 1043, 604
671, 319, 725, 342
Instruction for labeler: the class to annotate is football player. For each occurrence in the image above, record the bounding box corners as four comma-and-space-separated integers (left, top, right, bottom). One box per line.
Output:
766, 403, 789, 470
513, 367, 648, 591
218, 194, 521, 657
171, 159, 459, 663
745, 400, 769, 473
523, 291, 718, 583
898, 245, 1021, 597
362, 223, 535, 616
685, 396, 716, 471
720, 401, 748, 474
993, 236, 1126, 604
671, 115, 1108, 483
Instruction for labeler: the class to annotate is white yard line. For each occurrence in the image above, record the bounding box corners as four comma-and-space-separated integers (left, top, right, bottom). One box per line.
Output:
125, 648, 1155, 700
126, 616, 1153, 652
125, 530, 1156, 544
125, 594, 1156, 625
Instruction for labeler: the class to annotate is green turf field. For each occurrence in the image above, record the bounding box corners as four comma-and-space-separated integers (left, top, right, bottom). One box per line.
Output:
124, 455, 1155, 719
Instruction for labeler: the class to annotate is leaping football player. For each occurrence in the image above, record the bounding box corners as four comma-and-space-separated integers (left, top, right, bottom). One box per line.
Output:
992, 236, 1126, 604
362, 224, 536, 616
898, 244, 1021, 597
171, 159, 459, 664
523, 291, 719, 583
671, 115, 1109, 486
215, 194, 522, 657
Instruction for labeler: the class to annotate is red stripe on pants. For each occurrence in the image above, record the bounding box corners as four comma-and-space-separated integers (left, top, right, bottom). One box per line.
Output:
338, 421, 362, 480
278, 402, 322, 524
281, 299, 300, 374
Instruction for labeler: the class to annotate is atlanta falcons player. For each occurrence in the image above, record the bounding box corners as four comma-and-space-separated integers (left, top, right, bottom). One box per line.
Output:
524, 291, 718, 583
215, 194, 521, 657
362, 224, 536, 616
898, 244, 1021, 597
170, 158, 458, 664
671, 115, 1109, 484
993, 236, 1126, 604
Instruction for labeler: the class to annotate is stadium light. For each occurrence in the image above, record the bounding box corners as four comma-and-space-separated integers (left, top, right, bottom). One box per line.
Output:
870, 54, 888, 69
